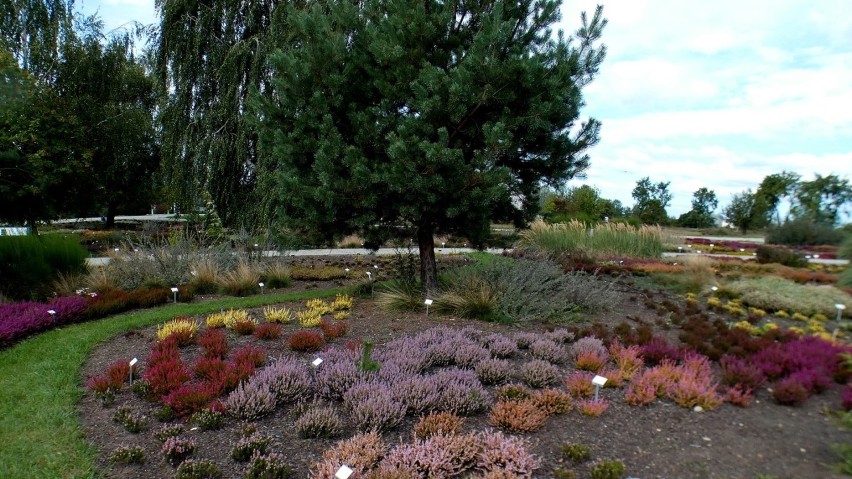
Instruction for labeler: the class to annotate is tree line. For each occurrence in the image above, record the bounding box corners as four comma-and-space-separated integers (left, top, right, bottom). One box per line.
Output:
542, 172, 851, 234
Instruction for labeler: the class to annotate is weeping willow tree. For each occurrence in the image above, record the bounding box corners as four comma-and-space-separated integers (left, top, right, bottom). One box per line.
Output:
0, 0, 74, 81
154, 0, 293, 226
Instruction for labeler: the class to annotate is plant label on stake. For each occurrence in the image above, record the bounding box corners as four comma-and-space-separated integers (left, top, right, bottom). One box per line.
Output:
335, 465, 353, 479
592, 375, 607, 401
129, 358, 138, 385
312, 358, 323, 367
424, 299, 433, 316
47, 310, 56, 316
170, 287, 179, 303
258, 282, 265, 294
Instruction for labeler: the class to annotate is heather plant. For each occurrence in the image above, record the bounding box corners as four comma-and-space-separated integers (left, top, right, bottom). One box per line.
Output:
263, 306, 293, 323
519, 360, 560, 388
609, 341, 644, 380
120, 411, 148, 433
562, 442, 592, 462
254, 358, 314, 403
315, 349, 363, 400
476, 430, 540, 477
529, 338, 569, 364
495, 383, 533, 401
232, 432, 272, 462
295, 405, 343, 438
189, 408, 225, 431
640, 338, 684, 366
475, 358, 512, 385
110, 445, 145, 464
86, 375, 118, 404
589, 459, 626, 479
544, 328, 575, 344
230, 317, 259, 335
570, 336, 607, 361
395, 375, 441, 414
143, 356, 191, 398
575, 350, 607, 372
224, 380, 277, 420
162, 436, 196, 466
564, 371, 594, 398
530, 388, 573, 415
254, 322, 283, 340
245, 452, 294, 479
155, 424, 184, 442
232, 344, 267, 367
724, 385, 754, 407
431, 368, 489, 415
719, 355, 765, 389
488, 399, 548, 432
726, 277, 851, 317
476, 333, 516, 359
163, 382, 220, 417
453, 341, 491, 369
288, 329, 326, 352
413, 412, 465, 439
345, 381, 406, 431
156, 317, 198, 345
309, 431, 385, 479
514, 332, 540, 350
578, 398, 609, 417
377, 432, 482, 477
175, 459, 224, 479
319, 318, 349, 339
197, 328, 229, 358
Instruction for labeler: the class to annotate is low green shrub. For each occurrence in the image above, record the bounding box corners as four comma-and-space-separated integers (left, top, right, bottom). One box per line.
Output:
109, 445, 145, 464
755, 245, 807, 268
766, 218, 844, 246
0, 235, 87, 300
589, 459, 626, 479
725, 277, 851, 316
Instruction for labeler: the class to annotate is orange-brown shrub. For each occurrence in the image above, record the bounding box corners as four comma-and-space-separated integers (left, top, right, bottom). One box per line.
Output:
529, 388, 573, 415
488, 400, 547, 433
413, 412, 464, 439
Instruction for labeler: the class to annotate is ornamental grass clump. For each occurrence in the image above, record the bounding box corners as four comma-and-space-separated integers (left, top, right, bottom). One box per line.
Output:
529, 339, 569, 364
156, 317, 198, 345
520, 360, 560, 388
519, 219, 663, 259
263, 306, 293, 323
295, 405, 343, 438
488, 400, 548, 432
218, 261, 260, 296
413, 412, 465, 439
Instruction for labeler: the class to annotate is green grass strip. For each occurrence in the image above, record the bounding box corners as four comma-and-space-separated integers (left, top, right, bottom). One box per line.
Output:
0, 287, 346, 479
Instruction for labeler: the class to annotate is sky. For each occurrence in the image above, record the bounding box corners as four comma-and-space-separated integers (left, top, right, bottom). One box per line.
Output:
80, 0, 852, 218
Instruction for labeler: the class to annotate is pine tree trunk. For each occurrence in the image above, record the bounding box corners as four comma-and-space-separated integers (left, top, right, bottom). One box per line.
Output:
417, 225, 438, 294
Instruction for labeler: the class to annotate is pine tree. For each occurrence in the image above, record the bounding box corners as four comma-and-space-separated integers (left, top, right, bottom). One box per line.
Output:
258, 0, 606, 291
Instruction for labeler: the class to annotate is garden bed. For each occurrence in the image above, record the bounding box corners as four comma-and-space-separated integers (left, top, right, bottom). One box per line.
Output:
78, 280, 852, 479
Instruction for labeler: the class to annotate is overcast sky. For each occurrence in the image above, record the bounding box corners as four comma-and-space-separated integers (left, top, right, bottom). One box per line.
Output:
81, 0, 852, 218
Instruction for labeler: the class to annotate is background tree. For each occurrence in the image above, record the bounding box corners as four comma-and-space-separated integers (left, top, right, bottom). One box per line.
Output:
541, 185, 629, 223
723, 189, 768, 234
790, 174, 852, 226
0, 49, 89, 231
0, 0, 74, 81
155, 0, 288, 226
677, 187, 718, 228
755, 171, 799, 225
631, 177, 671, 225
55, 32, 159, 227
258, 0, 606, 291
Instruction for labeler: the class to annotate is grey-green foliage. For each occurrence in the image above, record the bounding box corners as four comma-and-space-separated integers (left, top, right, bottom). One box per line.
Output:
257, 0, 607, 290
440, 258, 617, 322
104, 240, 236, 290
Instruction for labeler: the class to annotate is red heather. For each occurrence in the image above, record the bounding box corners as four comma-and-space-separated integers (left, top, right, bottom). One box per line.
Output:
253, 323, 282, 340
197, 328, 229, 359
772, 376, 810, 405
289, 330, 326, 352
147, 337, 181, 368
86, 374, 116, 393
231, 344, 267, 367
105, 359, 132, 386
143, 357, 191, 398
719, 355, 765, 389
163, 382, 220, 417
194, 357, 227, 381
320, 319, 348, 339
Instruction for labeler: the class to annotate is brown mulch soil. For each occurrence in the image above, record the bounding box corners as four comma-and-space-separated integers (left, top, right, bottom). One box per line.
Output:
78, 272, 852, 479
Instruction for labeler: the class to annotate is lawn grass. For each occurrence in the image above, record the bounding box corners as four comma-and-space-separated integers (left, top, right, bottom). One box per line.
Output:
0, 287, 346, 479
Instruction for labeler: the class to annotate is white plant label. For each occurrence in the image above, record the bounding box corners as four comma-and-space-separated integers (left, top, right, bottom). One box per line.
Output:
129, 358, 138, 367
424, 299, 433, 306
335, 465, 353, 479
47, 310, 56, 315
258, 282, 265, 288
592, 375, 608, 387
836, 304, 847, 310
312, 358, 323, 367
170, 287, 179, 293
